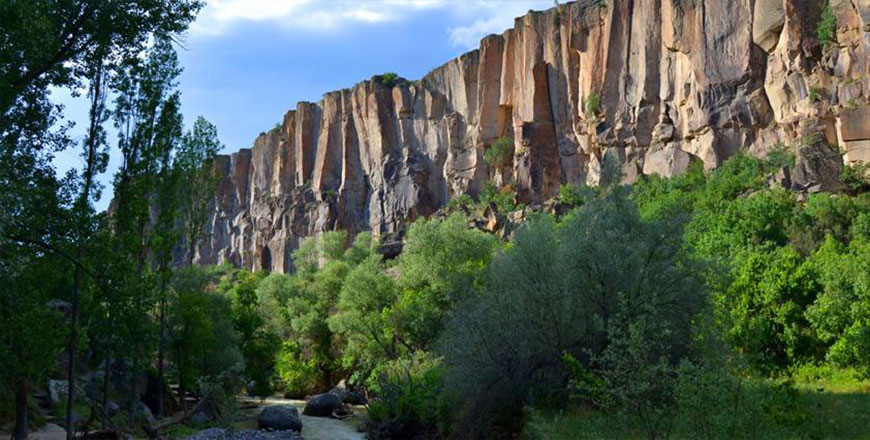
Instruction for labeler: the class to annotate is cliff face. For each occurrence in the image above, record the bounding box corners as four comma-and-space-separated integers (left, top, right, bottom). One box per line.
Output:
195, 0, 870, 273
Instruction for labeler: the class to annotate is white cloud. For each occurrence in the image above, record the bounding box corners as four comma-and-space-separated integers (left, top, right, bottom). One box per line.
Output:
447, 1, 550, 49
191, 0, 553, 47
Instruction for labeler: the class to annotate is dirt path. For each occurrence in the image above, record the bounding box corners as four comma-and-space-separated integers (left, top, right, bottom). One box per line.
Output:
240, 397, 365, 440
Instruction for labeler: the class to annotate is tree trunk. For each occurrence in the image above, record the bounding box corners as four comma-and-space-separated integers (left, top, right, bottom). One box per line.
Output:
156, 297, 165, 418
127, 362, 136, 431
67, 55, 107, 440
101, 357, 111, 430
12, 379, 29, 440
66, 266, 81, 440
176, 345, 186, 413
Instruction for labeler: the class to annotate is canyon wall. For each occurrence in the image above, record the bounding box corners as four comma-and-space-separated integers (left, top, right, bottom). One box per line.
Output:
195, 0, 870, 273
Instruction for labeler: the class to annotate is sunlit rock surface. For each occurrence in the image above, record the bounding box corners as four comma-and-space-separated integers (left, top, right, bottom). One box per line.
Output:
194, 0, 870, 273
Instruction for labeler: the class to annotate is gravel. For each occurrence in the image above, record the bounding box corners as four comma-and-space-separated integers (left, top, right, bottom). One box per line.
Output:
185, 428, 304, 440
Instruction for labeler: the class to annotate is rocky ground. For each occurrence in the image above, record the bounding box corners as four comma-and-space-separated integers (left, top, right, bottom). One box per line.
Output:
230, 397, 365, 440
185, 428, 303, 440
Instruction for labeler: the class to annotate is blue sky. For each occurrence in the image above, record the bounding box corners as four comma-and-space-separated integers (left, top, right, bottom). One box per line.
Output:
53, 0, 553, 210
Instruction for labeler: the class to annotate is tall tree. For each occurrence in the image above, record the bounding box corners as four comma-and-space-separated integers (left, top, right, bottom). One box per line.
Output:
64, 48, 111, 439
1, 1, 201, 436
110, 36, 184, 426
176, 116, 223, 265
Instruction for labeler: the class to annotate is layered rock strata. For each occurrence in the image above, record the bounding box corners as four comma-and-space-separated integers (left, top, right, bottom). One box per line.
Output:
196, 0, 870, 273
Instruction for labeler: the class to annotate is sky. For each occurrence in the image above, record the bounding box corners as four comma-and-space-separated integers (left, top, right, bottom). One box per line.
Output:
53, 0, 554, 210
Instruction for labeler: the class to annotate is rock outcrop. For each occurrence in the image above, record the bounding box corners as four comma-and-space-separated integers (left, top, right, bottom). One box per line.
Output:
194, 0, 870, 273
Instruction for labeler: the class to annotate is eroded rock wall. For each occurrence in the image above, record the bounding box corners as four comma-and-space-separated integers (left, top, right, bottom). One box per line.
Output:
195, 0, 870, 273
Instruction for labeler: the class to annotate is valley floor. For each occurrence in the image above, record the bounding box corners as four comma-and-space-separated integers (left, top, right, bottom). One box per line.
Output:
236, 397, 365, 440
528, 369, 870, 439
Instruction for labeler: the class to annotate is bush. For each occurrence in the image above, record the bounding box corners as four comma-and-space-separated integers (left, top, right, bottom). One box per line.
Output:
274, 340, 318, 398
672, 362, 800, 438
840, 161, 870, 195
585, 92, 600, 116
479, 181, 519, 213
558, 183, 596, 206
808, 86, 822, 103
373, 72, 404, 87
817, 3, 837, 48
484, 137, 514, 169
365, 353, 451, 439
196, 364, 245, 429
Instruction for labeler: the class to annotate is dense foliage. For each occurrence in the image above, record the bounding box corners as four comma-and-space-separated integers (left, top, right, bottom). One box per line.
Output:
484, 137, 514, 169
3, 1, 870, 438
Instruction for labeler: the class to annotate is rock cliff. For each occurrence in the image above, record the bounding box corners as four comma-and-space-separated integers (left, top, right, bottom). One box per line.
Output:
195, 0, 870, 273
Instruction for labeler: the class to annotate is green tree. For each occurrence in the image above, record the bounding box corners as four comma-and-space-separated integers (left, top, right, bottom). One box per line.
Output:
440, 188, 705, 436
722, 247, 822, 373
807, 236, 870, 376
228, 270, 279, 399
176, 117, 223, 264
393, 214, 496, 351
329, 255, 399, 384
0, 258, 66, 439
169, 266, 242, 410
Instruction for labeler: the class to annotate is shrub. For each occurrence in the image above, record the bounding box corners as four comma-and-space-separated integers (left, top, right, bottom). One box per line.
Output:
365, 353, 451, 439
817, 3, 837, 48
585, 92, 600, 116
558, 183, 596, 206
840, 161, 870, 195
196, 364, 246, 429
808, 86, 823, 103
373, 72, 403, 87
484, 137, 514, 169
445, 193, 474, 211
274, 340, 318, 398
673, 362, 804, 438
479, 181, 519, 213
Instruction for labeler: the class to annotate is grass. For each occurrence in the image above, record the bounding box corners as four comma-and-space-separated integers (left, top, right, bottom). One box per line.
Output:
167, 424, 200, 437
527, 367, 870, 439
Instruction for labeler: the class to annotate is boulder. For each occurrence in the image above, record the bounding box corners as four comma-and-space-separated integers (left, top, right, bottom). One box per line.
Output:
46, 379, 69, 407
191, 406, 215, 423
329, 380, 367, 405
302, 393, 342, 417
376, 234, 403, 259
105, 401, 121, 418
61, 412, 84, 429
134, 401, 155, 425
258, 405, 302, 431
142, 371, 179, 415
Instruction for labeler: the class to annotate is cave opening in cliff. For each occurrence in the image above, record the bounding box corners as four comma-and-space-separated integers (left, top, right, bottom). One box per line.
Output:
261, 246, 272, 272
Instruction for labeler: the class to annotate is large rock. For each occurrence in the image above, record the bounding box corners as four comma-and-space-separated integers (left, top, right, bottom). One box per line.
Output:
134, 401, 156, 425
753, 0, 786, 52
46, 380, 69, 407
329, 380, 367, 405
105, 401, 121, 418
257, 405, 302, 431
302, 393, 343, 417
173, 0, 869, 273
